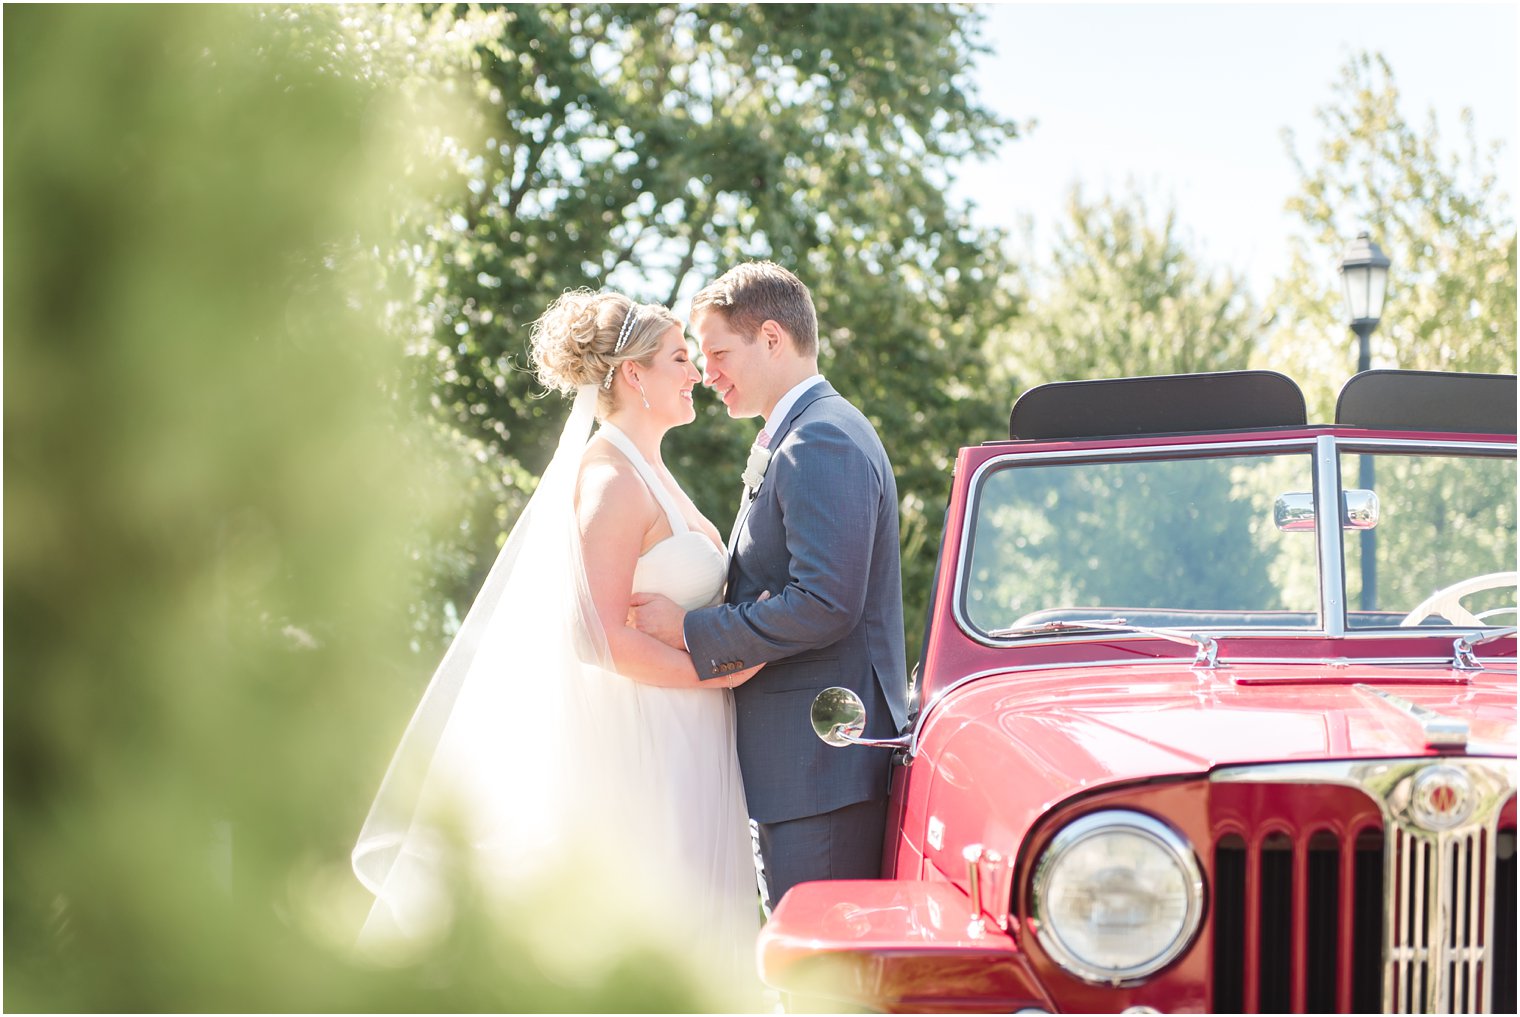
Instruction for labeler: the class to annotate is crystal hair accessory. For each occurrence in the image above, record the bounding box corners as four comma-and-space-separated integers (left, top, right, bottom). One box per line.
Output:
602, 304, 641, 389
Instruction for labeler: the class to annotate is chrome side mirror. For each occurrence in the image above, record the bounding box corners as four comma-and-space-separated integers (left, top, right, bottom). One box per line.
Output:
809, 687, 915, 753
811, 686, 867, 747
1274, 489, 1379, 532
1343, 489, 1380, 530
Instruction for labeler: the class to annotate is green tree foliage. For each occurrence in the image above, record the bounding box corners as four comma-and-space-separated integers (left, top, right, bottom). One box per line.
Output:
976, 190, 1275, 638
1258, 53, 1518, 621
1261, 51, 1518, 419
990, 186, 1258, 393
417, 3, 1020, 664
3, 6, 727, 1010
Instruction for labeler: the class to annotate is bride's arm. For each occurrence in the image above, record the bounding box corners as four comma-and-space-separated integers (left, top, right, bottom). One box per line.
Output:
626, 591, 769, 689
577, 455, 710, 688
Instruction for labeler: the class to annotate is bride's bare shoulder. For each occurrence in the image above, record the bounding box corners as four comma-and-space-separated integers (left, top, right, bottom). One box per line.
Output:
575, 444, 653, 520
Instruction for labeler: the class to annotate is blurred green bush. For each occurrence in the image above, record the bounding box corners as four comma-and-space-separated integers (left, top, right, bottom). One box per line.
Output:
3, 6, 727, 1011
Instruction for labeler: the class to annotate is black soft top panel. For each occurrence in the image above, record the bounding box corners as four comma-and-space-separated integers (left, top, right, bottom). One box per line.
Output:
1008, 370, 1306, 440
1336, 370, 1517, 435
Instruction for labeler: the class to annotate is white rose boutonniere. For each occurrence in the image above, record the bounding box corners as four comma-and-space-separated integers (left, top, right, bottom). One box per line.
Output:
742, 443, 772, 494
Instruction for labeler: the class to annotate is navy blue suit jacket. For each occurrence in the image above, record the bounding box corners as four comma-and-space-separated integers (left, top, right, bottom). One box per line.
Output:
685, 381, 909, 824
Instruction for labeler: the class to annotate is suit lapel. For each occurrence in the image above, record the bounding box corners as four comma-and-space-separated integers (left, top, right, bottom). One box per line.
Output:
765, 380, 836, 452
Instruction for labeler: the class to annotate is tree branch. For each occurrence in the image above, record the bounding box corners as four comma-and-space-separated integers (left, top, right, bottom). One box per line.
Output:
665, 202, 711, 307
505, 120, 554, 219
604, 222, 648, 279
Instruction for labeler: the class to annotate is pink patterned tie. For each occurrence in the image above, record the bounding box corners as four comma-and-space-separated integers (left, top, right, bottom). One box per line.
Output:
756, 428, 771, 449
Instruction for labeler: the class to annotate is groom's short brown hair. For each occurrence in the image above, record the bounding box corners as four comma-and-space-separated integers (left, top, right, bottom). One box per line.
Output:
690, 261, 818, 357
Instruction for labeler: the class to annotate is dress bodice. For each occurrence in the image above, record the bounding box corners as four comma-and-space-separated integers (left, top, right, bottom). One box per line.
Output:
598, 425, 726, 612
632, 533, 727, 612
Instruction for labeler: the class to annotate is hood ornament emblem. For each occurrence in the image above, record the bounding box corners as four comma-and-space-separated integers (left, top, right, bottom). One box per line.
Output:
1354, 684, 1469, 750
1409, 764, 1476, 831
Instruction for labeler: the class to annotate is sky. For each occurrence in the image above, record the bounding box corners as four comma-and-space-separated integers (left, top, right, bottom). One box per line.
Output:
954, 2, 1519, 300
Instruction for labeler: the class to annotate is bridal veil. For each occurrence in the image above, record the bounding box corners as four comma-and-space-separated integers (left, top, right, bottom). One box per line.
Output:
352, 385, 612, 945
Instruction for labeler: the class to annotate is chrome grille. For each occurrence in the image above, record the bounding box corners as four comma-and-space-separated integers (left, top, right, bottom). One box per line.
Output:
1211, 758, 1516, 1014
1389, 824, 1500, 1013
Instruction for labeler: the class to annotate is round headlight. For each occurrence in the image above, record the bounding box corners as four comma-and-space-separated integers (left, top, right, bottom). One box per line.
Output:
1030, 810, 1203, 984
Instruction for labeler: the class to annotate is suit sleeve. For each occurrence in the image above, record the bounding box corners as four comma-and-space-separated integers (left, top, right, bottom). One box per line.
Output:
685, 421, 880, 680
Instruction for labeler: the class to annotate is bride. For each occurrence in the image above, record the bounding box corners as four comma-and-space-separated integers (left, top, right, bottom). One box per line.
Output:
352, 290, 760, 973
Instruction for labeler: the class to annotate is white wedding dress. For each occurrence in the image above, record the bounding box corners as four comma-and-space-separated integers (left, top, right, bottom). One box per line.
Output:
354, 392, 758, 978
580, 424, 760, 968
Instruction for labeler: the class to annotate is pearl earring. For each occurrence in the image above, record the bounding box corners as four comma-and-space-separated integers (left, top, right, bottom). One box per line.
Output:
636, 382, 650, 410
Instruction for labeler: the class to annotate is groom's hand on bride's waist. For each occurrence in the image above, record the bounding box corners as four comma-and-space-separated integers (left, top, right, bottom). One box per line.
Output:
628, 592, 687, 650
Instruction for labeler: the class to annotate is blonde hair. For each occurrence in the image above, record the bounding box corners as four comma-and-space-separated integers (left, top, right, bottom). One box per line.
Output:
689, 261, 818, 357
529, 289, 679, 414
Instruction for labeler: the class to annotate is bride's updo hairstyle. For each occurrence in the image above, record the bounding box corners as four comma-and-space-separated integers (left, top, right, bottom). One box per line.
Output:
529, 289, 678, 415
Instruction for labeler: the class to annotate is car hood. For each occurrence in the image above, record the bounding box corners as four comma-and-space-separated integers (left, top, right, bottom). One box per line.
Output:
910, 660, 1516, 892
920, 660, 1516, 797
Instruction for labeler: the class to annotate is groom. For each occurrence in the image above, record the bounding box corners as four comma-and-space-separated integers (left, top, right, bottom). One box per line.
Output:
631, 261, 909, 910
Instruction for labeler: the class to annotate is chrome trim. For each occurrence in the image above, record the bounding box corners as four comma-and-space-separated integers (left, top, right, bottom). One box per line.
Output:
839, 732, 911, 751
1334, 437, 1516, 456
962, 626, 1520, 653
1315, 434, 1349, 637
962, 842, 1004, 936
1236, 655, 1514, 668
971, 437, 1320, 469
1354, 684, 1470, 749
1456, 626, 1520, 671
966, 626, 1315, 652
988, 619, 1221, 667
1210, 757, 1518, 1014
1030, 810, 1205, 986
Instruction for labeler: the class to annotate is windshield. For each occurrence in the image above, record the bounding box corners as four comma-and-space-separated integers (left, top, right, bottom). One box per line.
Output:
961, 444, 1519, 640
962, 450, 1320, 635
1341, 450, 1517, 630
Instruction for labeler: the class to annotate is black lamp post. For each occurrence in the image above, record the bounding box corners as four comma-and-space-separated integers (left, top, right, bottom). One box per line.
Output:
1339, 231, 1391, 612
1340, 231, 1391, 375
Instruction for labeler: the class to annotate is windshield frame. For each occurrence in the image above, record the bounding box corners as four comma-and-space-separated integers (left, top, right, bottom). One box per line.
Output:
953, 432, 1517, 649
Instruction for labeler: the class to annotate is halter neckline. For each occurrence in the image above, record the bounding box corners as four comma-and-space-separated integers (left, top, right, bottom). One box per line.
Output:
597, 423, 688, 536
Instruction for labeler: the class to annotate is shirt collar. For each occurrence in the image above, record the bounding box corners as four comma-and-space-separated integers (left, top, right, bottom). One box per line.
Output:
763, 374, 824, 440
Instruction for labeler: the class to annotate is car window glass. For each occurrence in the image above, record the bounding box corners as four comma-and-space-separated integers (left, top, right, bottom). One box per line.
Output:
1341, 451, 1517, 629
964, 452, 1319, 634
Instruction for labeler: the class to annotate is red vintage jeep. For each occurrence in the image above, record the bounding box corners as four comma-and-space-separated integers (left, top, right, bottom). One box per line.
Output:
759, 370, 1517, 1014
